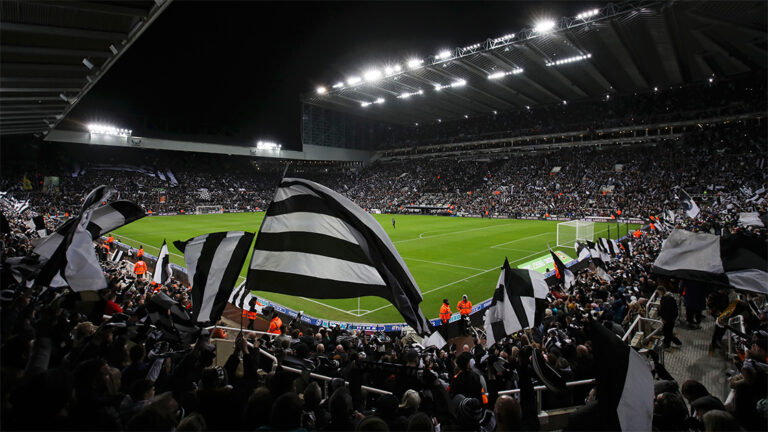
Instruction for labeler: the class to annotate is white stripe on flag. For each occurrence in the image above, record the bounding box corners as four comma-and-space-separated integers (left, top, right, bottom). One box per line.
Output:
90, 205, 126, 233
249, 250, 386, 286
272, 184, 320, 203
654, 230, 725, 274
260, 212, 360, 245
64, 215, 107, 291
181, 234, 209, 289
726, 269, 768, 295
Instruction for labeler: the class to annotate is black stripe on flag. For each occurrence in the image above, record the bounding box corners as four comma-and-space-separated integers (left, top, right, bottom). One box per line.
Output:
255, 232, 370, 265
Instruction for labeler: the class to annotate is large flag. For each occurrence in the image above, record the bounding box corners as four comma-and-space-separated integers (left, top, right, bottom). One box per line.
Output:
574, 241, 591, 262
245, 178, 432, 335
175, 231, 255, 324
589, 320, 653, 431
152, 239, 173, 285
20, 187, 145, 290
653, 229, 768, 295
549, 248, 575, 290
679, 189, 700, 219
586, 240, 612, 282
484, 258, 549, 346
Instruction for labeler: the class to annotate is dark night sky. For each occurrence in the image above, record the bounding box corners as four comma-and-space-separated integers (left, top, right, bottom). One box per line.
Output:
66, 1, 599, 150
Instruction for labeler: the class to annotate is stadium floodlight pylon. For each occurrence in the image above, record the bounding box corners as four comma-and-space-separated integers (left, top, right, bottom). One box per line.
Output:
195, 205, 223, 215
557, 220, 594, 249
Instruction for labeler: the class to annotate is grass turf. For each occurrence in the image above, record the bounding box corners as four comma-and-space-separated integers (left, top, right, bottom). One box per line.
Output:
113, 213, 638, 323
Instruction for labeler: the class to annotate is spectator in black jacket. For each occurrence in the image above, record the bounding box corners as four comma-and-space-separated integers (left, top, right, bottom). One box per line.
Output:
657, 287, 682, 349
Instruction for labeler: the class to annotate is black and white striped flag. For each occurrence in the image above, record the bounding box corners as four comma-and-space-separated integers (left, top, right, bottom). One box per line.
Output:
229, 281, 263, 313
16, 186, 145, 290
152, 239, 173, 285
174, 231, 254, 324
574, 242, 591, 262
586, 241, 612, 282
589, 320, 653, 431
245, 178, 432, 335
484, 258, 549, 347
653, 229, 768, 295
549, 248, 575, 290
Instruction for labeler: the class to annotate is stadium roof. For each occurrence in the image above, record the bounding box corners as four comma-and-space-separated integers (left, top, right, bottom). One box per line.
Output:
0, 0, 171, 136
303, 0, 768, 125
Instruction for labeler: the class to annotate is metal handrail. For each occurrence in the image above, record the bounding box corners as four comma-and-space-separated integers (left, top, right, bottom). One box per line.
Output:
256, 349, 392, 396
646, 291, 657, 315
498, 378, 596, 412
204, 325, 277, 338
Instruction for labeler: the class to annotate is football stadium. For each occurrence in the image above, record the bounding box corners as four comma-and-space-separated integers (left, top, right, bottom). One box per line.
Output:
1, 1, 766, 431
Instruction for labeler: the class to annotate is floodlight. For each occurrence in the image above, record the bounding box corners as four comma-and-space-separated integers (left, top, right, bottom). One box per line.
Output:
525, 105, 531, 110
493, 110, 498, 115
82, 57, 94, 70
375, 97, 385, 104
88, 123, 132, 137
434, 84, 443, 91
576, 8, 599, 19
545, 54, 592, 67
256, 141, 281, 151
384, 66, 394, 74
399, 93, 411, 99
463, 114, 469, 119
488, 71, 506, 80
436, 50, 452, 60
316, 86, 327, 95
708, 77, 714, 83
452, 79, 466, 87
534, 19, 556, 33
407, 58, 423, 69
361, 101, 372, 107
394, 64, 402, 72
364, 69, 382, 82
414, 122, 419, 126
347, 76, 362, 85
437, 118, 442, 123
654, 86, 658, 92
562, 100, 567, 105
332, 82, 344, 89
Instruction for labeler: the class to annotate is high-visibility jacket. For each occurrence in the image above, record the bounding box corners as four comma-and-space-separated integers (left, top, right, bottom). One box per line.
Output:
439, 304, 452, 323
242, 309, 258, 320
137, 248, 144, 258
457, 300, 472, 316
107, 236, 114, 244
268, 316, 282, 334
133, 260, 147, 275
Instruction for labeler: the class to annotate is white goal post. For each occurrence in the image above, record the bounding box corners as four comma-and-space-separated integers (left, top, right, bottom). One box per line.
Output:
556, 220, 595, 248
195, 205, 223, 215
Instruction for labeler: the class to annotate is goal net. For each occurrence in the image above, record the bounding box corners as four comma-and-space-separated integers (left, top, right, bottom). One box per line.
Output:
556, 220, 594, 248
196, 205, 223, 215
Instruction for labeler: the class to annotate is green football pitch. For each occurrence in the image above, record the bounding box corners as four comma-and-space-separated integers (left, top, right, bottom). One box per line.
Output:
113, 213, 637, 324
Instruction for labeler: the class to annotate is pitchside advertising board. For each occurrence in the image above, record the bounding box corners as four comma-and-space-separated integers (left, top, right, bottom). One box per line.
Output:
518, 251, 574, 274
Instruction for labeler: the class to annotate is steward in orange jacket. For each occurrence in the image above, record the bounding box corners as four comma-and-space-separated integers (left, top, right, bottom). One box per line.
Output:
268, 312, 282, 335
457, 295, 472, 316
439, 299, 452, 325
133, 260, 147, 278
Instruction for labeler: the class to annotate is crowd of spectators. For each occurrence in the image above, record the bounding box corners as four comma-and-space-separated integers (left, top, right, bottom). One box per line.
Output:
372, 73, 766, 150
2, 150, 766, 431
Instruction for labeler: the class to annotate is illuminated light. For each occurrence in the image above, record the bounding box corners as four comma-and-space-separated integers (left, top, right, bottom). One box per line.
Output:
525, 105, 531, 110
436, 50, 452, 60
463, 43, 481, 50
545, 53, 592, 66
576, 8, 600, 19
256, 141, 281, 151
316, 86, 327, 95
452, 79, 467, 87
88, 123, 132, 137
434, 84, 443, 91
493, 110, 498, 115
394, 64, 402, 72
384, 66, 394, 74
437, 118, 442, 123
361, 101, 372, 107
347, 76, 362, 85
534, 19, 556, 33
59, 93, 69, 102
463, 114, 469, 119
82, 58, 94, 70
493, 33, 515, 43
414, 122, 419, 126
488, 68, 523, 79
375, 97, 385, 104
654, 86, 658, 92
708, 77, 714, 83
562, 100, 567, 105
407, 58, 423, 69
332, 82, 344, 89
418, 89, 423, 95
397, 90, 424, 99
363, 69, 382, 82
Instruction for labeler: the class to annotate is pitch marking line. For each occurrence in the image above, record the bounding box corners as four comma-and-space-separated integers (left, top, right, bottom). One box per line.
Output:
116, 235, 185, 259
395, 222, 518, 244
402, 257, 484, 271
489, 231, 552, 249
358, 247, 552, 317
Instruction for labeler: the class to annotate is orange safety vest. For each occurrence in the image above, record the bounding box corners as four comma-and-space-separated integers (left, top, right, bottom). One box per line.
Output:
439, 304, 452, 323
133, 261, 147, 275
107, 236, 114, 244
137, 248, 144, 258
457, 300, 472, 316
242, 309, 258, 320
268, 316, 282, 334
